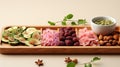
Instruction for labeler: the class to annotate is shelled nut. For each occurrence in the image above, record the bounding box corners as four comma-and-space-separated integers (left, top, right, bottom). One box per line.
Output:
97, 31, 120, 46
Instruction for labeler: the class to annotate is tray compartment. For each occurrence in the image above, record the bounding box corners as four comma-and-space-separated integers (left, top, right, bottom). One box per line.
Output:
0, 26, 120, 54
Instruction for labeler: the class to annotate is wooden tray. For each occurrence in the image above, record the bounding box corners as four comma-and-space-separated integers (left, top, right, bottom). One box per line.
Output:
0, 26, 120, 54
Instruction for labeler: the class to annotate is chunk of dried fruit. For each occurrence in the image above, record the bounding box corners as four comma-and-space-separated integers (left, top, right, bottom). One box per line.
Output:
59, 41, 66, 46
74, 42, 79, 46
72, 37, 78, 42
66, 36, 72, 40
65, 40, 73, 46
72, 33, 76, 37
59, 36, 66, 41
59, 27, 78, 46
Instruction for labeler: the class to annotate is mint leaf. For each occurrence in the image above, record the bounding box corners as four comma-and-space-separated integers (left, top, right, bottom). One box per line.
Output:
63, 17, 67, 21
48, 21, 55, 25
62, 21, 67, 25
91, 57, 101, 62
48, 14, 88, 26
78, 19, 87, 24
66, 14, 73, 19
85, 63, 92, 67
71, 22, 77, 25
67, 62, 76, 67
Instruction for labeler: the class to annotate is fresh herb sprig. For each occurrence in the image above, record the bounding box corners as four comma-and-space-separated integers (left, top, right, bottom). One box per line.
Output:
48, 14, 87, 25
67, 57, 101, 67
48, 21, 56, 25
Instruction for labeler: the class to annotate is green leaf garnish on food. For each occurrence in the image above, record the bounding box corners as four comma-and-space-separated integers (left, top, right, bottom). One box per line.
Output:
66, 14, 73, 19
67, 62, 76, 67
78, 19, 87, 24
48, 21, 56, 25
84, 63, 92, 67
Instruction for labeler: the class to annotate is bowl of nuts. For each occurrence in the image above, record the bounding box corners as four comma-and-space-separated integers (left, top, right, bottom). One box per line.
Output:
91, 16, 116, 35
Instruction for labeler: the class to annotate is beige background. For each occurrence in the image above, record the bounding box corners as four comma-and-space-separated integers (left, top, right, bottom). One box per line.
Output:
0, 0, 120, 67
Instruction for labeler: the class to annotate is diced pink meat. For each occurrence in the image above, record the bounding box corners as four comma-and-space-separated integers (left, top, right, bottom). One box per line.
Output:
78, 28, 99, 46
41, 28, 59, 46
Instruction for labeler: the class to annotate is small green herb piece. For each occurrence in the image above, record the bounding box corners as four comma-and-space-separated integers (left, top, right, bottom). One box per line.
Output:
62, 14, 73, 25
65, 57, 101, 67
62, 21, 67, 25
63, 17, 67, 21
48, 21, 56, 25
67, 62, 76, 67
71, 22, 77, 25
66, 14, 73, 19
48, 14, 88, 26
91, 57, 101, 62
85, 63, 92, 67
78, 19, 87, 24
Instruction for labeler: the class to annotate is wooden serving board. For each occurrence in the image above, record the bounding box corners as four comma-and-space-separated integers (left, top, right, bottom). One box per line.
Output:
0, 26, 120, 54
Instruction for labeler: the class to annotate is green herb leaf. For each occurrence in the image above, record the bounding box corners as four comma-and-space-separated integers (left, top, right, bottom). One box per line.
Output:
71, 22, 77, 25
78, 19, 87, 24
91, 57, 101, 62
63, 17, 67, 21
67, 62, 76, 67
48, 21, 56, 25
62, 21, 67, 25
48, 14, 88, 26
66, 14, 73, 19
85, 63, 92, 67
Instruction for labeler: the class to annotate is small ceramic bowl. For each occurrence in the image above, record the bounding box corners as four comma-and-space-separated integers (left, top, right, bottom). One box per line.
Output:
91, 16, 116, 35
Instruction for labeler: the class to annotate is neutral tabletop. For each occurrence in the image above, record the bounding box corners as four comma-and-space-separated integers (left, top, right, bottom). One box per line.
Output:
0, 0, 120, 67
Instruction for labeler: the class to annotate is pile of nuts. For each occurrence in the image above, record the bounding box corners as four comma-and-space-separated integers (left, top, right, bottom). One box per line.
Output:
59, 27, 79, 46
98, 31, 120, 46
